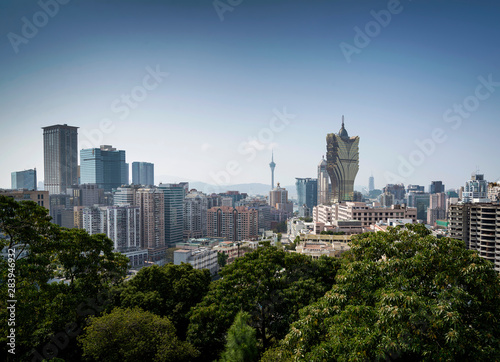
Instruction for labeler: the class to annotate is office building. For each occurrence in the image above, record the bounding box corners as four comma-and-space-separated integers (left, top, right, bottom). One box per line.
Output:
43, 124, 78, 194
132, 162, 154, 186
80, 145, 129, 192
463, 173, 490, 203
296, 178, 318, 210
429, 181, 445, 194
326, 116, 359, 203
11, 169, 37, 190
383, 184, 406, 204
159, 183, 185, 246
67, 184, 104, 207
368, 174, 375, 192
317, 156, 331, 205
407, 192, 430, 222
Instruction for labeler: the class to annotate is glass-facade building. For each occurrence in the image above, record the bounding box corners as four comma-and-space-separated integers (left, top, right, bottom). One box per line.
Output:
132, 162, 154, 186
295, 178, 318, 210
43, 124, 78, 194
11, 169, 37, 190
80, 145, 129, 192
159, 183, 185, 246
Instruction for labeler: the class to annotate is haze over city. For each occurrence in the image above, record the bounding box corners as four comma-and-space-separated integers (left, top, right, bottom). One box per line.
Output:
1, 0, 499, 190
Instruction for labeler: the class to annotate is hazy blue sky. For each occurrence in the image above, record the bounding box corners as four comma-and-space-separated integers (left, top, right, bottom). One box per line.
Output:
1, 0, 499, 191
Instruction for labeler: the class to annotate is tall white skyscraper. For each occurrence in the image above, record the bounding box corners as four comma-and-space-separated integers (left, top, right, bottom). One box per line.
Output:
317, 156, 330, 205
369, 174, 374, 192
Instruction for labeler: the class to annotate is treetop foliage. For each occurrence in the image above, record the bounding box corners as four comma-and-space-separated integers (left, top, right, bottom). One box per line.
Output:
264, 224, 500, 361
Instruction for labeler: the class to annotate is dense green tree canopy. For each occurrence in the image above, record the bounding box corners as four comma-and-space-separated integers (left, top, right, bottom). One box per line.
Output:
78, 307, 198, 362
110, 262, 211, 339
263, 224, 500, 361
220, 311, 258, 362
0, 196, 128, 361
187, 247, 340, 361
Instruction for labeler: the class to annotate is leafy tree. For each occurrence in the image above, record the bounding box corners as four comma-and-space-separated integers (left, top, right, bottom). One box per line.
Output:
220, 311, 258, 362
265, 224, 500, 361
0, 196, 128, 361
218, 252, 229, 268
187, 247, 340, 361
109, 263, 211, 339
78, 307, 198, 362
285, 236, 300, 251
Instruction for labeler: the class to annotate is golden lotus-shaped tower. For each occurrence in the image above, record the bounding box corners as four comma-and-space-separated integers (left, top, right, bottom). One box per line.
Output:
326, 116, 359, 203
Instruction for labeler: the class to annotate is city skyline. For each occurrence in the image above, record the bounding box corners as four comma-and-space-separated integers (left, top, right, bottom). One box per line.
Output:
1, 1, 499, 190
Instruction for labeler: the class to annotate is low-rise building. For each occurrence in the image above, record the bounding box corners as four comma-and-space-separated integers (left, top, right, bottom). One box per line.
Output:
174, 247, 218, 274
295, 241, 350, 259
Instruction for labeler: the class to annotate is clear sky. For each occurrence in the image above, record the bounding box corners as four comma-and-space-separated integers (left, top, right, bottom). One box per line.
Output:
1, 0, 499, 191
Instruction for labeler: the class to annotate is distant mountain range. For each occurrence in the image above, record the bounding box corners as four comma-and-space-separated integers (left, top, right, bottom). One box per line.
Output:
155, 175, 296, 198
156, 175, 368, 199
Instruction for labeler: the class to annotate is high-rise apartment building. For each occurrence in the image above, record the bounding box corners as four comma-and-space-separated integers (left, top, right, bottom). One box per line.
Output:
184, 190, 208, 239
82, 204, 140, 252
317, 156, 330, 205
158, 183, 185, 246
11, 169, 37, 190
269, 183, 293, 215
43, 124, 78, 194
326, 116, 359, 203
207, 206, 258, 241
427, 192, 447, 226
132, 162, 154, 186
296, 178, 318, 210
82, 206, 107, 235
80, 145, 129, 192
106, 205, 141, 251
449, 203, 500, 272
135, 188, 165, 253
